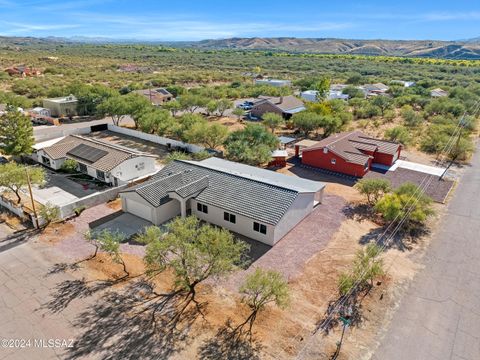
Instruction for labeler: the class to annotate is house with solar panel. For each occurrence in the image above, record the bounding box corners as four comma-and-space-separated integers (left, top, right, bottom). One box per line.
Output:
133, 88, 174, 106
119, 157, 325, 245
33, 135, 157, 186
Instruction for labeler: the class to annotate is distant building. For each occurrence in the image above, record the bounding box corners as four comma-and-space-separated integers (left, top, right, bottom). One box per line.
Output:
30, 107, 51, 118
133, 88, 173, 105
301, 89, 349, 102
360, 83, 390, 97
301, 131, 402, 177
430, 88, 448, 98
254, 79, 291, 87
269, 149, 288, 168
251, 95, 305, 119
5, 65, 41, 77
43, 95, 78, 117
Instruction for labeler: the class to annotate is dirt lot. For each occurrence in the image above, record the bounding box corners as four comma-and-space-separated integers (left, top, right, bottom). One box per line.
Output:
85, 130, 170, 165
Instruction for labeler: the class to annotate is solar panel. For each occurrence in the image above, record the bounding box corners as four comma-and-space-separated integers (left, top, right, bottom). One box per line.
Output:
67, 144, 108, 163
156, 88, 170, 95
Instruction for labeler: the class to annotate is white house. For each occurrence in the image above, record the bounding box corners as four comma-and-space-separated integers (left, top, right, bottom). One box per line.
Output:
120, 157, 325, 246
255, 79, 291, 87
301, 89, 349, 102
33, 135, 157, 186
30, 107, 51, 117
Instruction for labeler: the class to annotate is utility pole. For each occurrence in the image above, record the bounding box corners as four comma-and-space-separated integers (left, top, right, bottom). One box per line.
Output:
440, 125, 463, 180
25, 167, 39, 228
331, 316, 351, 360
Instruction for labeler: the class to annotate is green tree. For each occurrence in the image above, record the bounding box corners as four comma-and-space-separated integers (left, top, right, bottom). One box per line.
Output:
238, 268, 290, 333
338, 243, 384, 296
205, 100, 219, 116
0, 109, 35, 156
138, 108, 175, 136
291, 111, 321, 137
384, 126, 411, 146
185, 122, 228, 149
0, 163, 44, 203
262, 112, 284, 133
163, 100, 182, 117
313, 77, 331, 101
84, 228, 126, 264
178, 94, 209, 113
137, 217, 249, 299
232, 107, 245, 120
372, 96, 393, 117
216, 98, 233, 117
225, 124, 279, 165
355, 178, 391, 206
96, 95, 131, 126
126, 93, 153, 129
39, 202, 60, 227
375, 183, 434, 228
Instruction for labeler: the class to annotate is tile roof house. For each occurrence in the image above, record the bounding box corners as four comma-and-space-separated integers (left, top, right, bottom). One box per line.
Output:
120, 157, 325, 245
360, 83, 390, 97
133, 88, 173, 106
33, 135, 157, 185
251, 95, 306, 119
301, 131, 402, 177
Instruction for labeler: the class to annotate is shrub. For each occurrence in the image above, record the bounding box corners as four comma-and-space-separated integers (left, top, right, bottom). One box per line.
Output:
60, 159, 78, 173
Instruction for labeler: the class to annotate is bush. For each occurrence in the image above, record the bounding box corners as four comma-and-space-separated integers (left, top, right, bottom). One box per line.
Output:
39, 202, 60, 226
355, 178, 391, 205
60, 159, 78, 173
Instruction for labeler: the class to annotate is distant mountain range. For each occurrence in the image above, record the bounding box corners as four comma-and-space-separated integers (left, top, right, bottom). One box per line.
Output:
1, 36, 480, 60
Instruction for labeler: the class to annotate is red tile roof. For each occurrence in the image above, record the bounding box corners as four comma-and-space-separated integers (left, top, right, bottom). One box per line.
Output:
302, 131, 401, 165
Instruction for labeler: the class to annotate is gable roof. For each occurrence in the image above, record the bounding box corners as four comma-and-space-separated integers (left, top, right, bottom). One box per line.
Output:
254, 95, 305, 113
40, 135, 154, 172
121, 158, 325, 225
303, 131, 401, 165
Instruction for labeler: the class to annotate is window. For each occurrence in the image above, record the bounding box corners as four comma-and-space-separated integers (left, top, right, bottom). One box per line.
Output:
78, 163, 87, 173
253, 222, 267, 234
197, 202, 208, 214
96, 170, 105, 180
41, 156, 51, 167
331, 158, 336, 165
224, 212, 236, 224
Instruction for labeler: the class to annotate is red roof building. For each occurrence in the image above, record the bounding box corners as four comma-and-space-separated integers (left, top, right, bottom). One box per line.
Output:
301, 131, 402, 177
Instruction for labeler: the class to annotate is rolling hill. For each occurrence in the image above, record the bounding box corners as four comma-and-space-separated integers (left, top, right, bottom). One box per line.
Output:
191, 37, 480, 59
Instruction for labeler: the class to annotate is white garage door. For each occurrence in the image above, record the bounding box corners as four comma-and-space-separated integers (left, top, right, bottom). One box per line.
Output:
125, 199, 152, 222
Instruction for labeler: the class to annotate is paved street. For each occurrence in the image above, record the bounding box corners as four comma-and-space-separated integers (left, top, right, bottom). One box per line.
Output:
373, 143, 480, 360
0, 240, 94, 360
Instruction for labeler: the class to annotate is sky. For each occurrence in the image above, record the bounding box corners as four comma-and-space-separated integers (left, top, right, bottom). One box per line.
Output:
0, 0, 479, 41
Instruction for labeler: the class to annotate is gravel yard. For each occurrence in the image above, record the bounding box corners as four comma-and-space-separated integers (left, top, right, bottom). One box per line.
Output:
365, 167, 454, 203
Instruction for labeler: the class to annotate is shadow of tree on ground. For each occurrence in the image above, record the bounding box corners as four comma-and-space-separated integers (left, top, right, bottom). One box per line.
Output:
359, 225, 431, 251
342, 203, 377, 223
63, 280, 204, 359
199, 319, 262, 360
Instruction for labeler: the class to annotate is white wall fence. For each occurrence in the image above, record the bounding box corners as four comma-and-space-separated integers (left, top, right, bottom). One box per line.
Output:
58, 184, 128, 219
107, 124, 205, 153
34, 126, 92, 143
0, 196, 45, 228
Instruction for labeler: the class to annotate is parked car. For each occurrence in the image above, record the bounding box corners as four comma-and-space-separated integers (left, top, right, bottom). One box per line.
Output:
245, 113, 260, 121
237, 101, 254, 110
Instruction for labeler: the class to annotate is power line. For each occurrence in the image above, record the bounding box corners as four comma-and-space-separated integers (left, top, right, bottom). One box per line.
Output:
290, 101, 480, 360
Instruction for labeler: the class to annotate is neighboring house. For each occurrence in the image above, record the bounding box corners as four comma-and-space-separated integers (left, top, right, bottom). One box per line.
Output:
430, 88, 449, 98
43, 95, 78, 117
33, 135, 157, 186
120, 157, 325, 246
5, 65, 41, 77
301, 131, 402, 177
255, 79, 291, 87
133, 88, 173, 106
30, 107, 51, 118
301, 89, 349, 102
360, 83, 390, 96
250, 95, 305, 119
